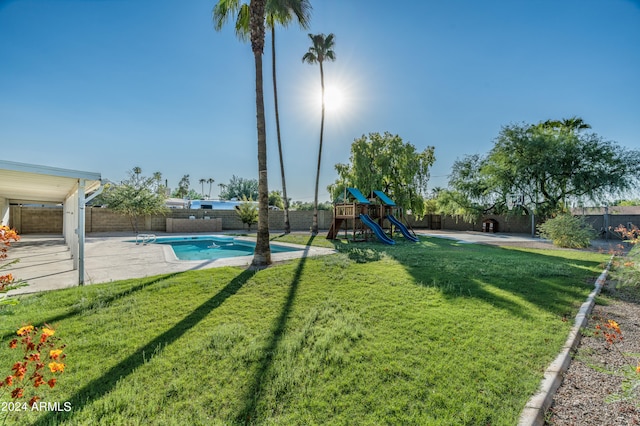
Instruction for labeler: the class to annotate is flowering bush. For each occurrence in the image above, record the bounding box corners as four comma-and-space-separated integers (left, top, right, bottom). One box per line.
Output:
590, 313, 640, 406
0, 225, 27, 302
0, 325, 66, 408
613, 224, 639, 245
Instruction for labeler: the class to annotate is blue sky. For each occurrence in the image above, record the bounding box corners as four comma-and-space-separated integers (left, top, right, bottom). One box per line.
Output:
1, 0, 639, 203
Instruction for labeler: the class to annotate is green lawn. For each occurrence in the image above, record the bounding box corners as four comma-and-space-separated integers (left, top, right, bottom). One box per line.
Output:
0, 236, 609, 425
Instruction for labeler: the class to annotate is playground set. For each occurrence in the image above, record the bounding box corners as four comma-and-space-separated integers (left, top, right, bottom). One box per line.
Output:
326, 188, 419, 245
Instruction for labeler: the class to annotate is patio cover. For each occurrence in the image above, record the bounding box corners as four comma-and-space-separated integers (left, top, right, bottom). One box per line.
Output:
0, 160, 102, 285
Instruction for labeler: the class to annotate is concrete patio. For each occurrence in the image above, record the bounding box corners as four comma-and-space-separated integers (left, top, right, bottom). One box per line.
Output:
3, 233, 336, 296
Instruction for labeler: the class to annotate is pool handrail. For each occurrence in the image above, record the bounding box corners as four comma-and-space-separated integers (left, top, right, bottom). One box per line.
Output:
136, 234, 157, 245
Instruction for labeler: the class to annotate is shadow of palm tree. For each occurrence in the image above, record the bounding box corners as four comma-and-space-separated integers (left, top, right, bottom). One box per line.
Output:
0, 273, 182, 342
34, 268, 256, 425
235, 236, 315, 424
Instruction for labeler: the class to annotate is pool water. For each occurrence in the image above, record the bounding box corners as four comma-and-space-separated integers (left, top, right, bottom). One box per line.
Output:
154, 236, 301, 261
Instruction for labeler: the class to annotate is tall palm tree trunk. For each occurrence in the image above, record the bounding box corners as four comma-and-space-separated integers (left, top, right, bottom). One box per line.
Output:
271, 26, 291, 234
250, 0, 271, 266
312, 61, 325, 235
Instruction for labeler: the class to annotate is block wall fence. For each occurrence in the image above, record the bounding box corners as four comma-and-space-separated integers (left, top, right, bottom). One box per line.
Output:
9, 206, 636, 236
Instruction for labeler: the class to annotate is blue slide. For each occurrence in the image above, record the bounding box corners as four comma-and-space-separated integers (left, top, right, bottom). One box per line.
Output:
359, 214, 395, 245
387, 214, 419, 242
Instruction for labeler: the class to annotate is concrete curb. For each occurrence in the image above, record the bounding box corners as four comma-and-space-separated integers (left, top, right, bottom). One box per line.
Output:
518, 256, 613, 426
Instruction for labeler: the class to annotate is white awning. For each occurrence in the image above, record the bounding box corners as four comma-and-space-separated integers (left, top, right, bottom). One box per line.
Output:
0, 160, 101, 204
0, 160, 102, 286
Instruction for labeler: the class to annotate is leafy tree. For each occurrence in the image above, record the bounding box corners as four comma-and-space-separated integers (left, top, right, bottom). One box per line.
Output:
173, 174, 191, 199
291, 201, 332, 211
269, 190, 284, 209
219, 175, 259, 200
433, 189, 485, 222
235, 196, 259, 230
442, 154, 501, 221
171, 188, 201, 200
103, 167, 168, 233
331, 132, 436, 219
612, 199, 640, 206
214, 0, 271, 265
302, 32, 336, 235
449, 119, 640, 219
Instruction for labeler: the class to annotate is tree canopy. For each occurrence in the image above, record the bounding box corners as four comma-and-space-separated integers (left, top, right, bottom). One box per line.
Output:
331, 132, 436, 218
448, 119, 640, 219
219, 175, 259, 201
103, 167, 168, 233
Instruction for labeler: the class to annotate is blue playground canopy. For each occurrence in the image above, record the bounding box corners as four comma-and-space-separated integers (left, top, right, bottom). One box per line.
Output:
372, 190, 396, 206
346, 187, 370, 204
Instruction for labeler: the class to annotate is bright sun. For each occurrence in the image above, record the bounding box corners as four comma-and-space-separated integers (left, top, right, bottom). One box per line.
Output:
319, 85, 345, 112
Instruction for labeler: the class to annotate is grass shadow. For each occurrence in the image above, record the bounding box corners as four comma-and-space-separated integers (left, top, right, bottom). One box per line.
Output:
332, 235, 608, 318
34, 268, 256, 425
0, 273, 182, 341
235, 236, 314, 424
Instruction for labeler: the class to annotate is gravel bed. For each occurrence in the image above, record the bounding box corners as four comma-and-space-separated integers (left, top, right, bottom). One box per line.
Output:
545, 285, 640, 425
479, 238, 640, 424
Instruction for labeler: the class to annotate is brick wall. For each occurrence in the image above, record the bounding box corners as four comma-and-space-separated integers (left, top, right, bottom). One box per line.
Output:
581, 215, 639, 235
14, 205, 632, 236
407, 213, 532, 233
166, 218, 222, 233
9, 206, 63, 234
8, 207, 332, 234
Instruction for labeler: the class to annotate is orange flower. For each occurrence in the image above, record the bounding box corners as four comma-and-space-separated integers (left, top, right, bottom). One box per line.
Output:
48, 362, 65, 373
47, 378, 57, 388
40, 327, 55, 343
28, 396, 40, 407
607, 319, 621, 332
11, 388, 23, 399
12, 362, 27, 380
49, 349, 63, 360
28, 353, 41, 362
41, 327, 55, 337
9, 339, 17, 349
16, 325, 34, 336
33, 374, 45, 388
4, 376, 13, 386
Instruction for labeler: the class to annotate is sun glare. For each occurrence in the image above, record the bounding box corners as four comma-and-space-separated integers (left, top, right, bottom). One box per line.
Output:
319, 85, 345, 112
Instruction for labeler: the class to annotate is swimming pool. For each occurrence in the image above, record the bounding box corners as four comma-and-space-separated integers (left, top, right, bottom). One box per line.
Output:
153, 235, 302, 261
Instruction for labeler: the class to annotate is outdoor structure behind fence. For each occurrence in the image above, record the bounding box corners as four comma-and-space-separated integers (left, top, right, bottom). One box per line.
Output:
8, 205, 637, 237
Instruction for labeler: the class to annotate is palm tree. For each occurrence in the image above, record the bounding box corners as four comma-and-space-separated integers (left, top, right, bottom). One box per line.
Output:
560, 116, 591, 133
540, 116, 591, 134
213, 0, 311, 235
268, 0, 311, 234
199, 178, 206, 199
214, 0, 271, 266
207, 178, 215, 198
302, 33, 336, 235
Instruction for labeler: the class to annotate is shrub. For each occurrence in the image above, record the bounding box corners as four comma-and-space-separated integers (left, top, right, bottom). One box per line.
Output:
538, 214, 596, 248
235, 198, 258, 230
